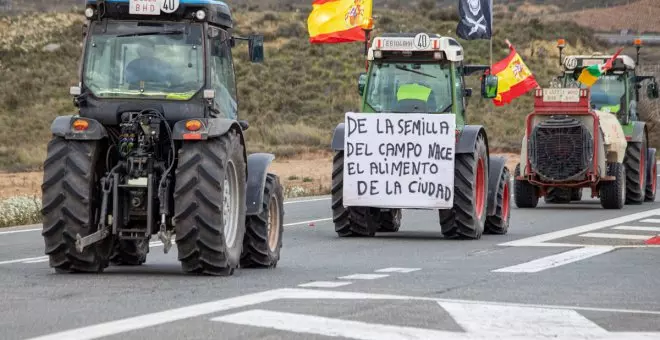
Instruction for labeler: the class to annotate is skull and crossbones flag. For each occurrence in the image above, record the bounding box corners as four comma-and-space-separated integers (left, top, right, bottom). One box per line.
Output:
456, 0, 493, 40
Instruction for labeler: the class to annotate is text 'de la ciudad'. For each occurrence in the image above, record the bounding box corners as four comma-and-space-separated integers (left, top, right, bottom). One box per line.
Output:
343, 112, 456, 209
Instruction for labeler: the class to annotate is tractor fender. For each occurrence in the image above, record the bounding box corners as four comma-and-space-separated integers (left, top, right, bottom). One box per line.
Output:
50, 115, 108, 140
246, 153, 276, 216
646, 147, 657, 183
330, 122, 345, 151
172, 117, 248, 178
486, 156, 508, 216
629, 121, 647, 143
456, 125, 489, 158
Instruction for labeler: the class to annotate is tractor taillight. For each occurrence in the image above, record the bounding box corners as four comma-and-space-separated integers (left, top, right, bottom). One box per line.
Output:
185, 120, 202, 131
72, 119, 88, 131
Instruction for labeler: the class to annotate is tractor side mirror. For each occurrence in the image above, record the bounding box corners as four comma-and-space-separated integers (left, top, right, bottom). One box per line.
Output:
481, 74, 498, 99
647, 81, 659, 99
248, 35, 264, 63
358, 73, 367, 96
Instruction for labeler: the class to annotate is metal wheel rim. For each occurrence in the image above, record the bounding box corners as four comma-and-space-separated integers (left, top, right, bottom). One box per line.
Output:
267, 194, 281, 252
223, 160, 239, 248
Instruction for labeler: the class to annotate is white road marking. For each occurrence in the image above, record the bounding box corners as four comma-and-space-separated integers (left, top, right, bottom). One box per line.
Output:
285, 218, 332, 227
612, 226, 660, 232
22, 258, 49, 264
492, 247, 615, 273
338, 274, 389, 280
283, 197, 329, 204
639, 218, 660, 223
0, 256, 48, 265
297, 281, 352, 288
213, 309, 467, 339
24, 288, 660, 340
438, 300, 608, 338
0, 228, 41, 235
500, 208, 660, 247
374, 267, 421, 273
578, 233, 652, 240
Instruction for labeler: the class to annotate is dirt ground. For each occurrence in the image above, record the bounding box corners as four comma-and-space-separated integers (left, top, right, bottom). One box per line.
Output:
0, 152, 520, 199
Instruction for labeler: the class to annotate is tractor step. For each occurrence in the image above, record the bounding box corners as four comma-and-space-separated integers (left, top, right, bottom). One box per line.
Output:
75, 226, 110, 253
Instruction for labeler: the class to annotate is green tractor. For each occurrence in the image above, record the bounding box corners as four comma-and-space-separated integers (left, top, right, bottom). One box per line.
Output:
329, 32, 511, 240
515, 38, 659, 207
40, 0, 285, 276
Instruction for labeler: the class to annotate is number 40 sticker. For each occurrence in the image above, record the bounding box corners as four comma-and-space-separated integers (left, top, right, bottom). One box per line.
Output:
161, 0, 179, 13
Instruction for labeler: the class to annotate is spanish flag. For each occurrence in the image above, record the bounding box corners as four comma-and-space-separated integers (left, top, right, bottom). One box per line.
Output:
491, 40, 539, 106
307, 0, 373, 44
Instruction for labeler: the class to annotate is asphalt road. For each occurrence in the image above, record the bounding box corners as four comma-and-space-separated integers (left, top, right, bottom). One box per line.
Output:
1, 177, 660, 340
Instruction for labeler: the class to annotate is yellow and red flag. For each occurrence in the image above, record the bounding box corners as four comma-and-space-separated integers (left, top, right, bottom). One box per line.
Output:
491, 40, 539, 106
307, 0, 373, 44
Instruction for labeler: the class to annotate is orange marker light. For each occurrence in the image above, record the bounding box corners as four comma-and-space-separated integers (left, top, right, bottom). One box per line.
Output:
72, 119, 89, 131
634, 38, 642, 46
185, 119, 202, 131
557, 39, 566, 47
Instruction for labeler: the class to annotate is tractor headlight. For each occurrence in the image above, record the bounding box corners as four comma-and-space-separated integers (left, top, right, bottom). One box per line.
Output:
195, 10, 206, 20
85, 8, 95, 18
373, 50, 383, 58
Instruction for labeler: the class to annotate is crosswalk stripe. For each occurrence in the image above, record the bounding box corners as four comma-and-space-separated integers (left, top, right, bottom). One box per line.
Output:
337, 274, 389, 280
492, 247, 614, 273
639, 219, 660, 223
611, 226, 660, 232
579, 233, 652, 240
375, 267, 421, 273
298, 281, 352, 288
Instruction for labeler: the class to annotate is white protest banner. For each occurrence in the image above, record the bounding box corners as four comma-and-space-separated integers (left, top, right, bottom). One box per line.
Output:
343, 112, 456, 209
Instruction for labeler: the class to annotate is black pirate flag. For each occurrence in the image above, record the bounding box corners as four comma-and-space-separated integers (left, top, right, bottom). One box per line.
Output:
456, 0, 493, 40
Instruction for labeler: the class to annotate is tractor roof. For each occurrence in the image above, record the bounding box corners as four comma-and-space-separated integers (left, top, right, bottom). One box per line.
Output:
84, 0, 233, 28
562, 54, 636, 72
367, 32, 464, 62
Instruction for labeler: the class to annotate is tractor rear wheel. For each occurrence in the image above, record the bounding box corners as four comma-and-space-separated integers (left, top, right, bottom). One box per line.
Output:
624, 137, 647, 204
513, 163, 539, 208
485, 166, 511, 235
571, 188, 582, 201
600, 162, 626, 209
331, 151, 379, 237
376, 209, 402, 232
544, 188, 572, 204
240, 173, 284, 268
41, 137, 112, 273
439, 133, 488, 239
173, 130, 247, 276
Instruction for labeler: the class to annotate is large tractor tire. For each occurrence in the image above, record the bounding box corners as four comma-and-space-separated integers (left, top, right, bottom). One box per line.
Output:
41, 137, 113, 273
173, 130, 247, 276
571, 188, 583, 201
513, 163, 539, 208
600, 162, 626, 209
485, 166, 511, 235
109, 236, 149, 266
623, 136, 647, 204
331, 151, 379, 237
645, 148, 657, 202
376, 209, 402, 232
240, 173, 284, 268
544, 188, 572, 204
439, 133, 488, 239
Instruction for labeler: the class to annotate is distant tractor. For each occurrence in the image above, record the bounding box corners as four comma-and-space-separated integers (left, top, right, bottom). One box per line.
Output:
330, 32, 511, 239
40, 0, 284, 276
514, 39, 659, 209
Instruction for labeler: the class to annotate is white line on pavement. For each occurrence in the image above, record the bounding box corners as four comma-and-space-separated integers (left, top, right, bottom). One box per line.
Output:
0, 228, 41, 236
375, 267, 421, 273
578, 233, 653, 240
0, 256, 48, 266
611, 226, 660, 232
499, 208, 660, 247
492, 247, 615, 273
297, 281, 352, 288
284, 218, 332, 227
24, 288, 660, 340
337, 274, 389, 280
639, 218, 660, 223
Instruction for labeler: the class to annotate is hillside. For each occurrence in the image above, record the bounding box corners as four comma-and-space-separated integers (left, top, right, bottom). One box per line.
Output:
555, 0, 660, 33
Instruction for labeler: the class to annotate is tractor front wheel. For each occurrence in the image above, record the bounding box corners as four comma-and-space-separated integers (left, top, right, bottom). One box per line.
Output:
439, 133, 488, 239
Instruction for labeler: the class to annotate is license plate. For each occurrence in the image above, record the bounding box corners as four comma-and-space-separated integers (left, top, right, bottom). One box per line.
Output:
543, 88, 580, 102
129, 0, 161, 15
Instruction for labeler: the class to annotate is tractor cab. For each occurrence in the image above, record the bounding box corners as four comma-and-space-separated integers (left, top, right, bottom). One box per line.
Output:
74, 0, 264, 125
357, 33, 498, 127
554, 39, 659, 125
